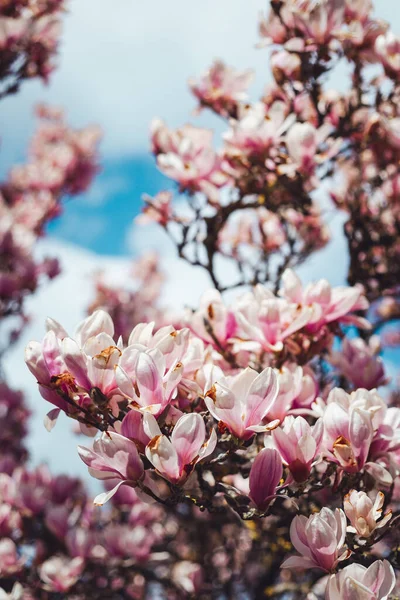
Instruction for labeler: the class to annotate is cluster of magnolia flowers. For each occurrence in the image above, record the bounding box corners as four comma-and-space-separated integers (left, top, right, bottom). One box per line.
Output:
0, 105, 100, 320
0, 455, 196, 597
25, 267, 400, 597
138, 0, 400, 299
0, 0, 65, 93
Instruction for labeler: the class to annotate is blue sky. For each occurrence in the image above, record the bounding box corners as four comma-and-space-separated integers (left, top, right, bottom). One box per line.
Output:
47, 156, 170, 255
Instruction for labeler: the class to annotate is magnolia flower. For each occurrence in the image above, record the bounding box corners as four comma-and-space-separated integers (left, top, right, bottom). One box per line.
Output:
271, 50, 301, 84
0, 539, 24, 576
144, 413, 216, 485
25, 310, 122, 429
286, 122, 318, 175
280, 269, 369, 332
103, 523, 154, 561
285, 0, 345, 45
137, 191, 173, 227
249, 448, 282, 511
151, 121, 227, 195
224, 101, 290, 158
375, 32, 400, 78
115, 344, 183, 416
172, 561, 204, 595
323, 401, 373, 472
326, 560, 396, 599
343, 490, 392, 537
189, 59, 253, 115
185, 289, 237, 349
269, 363, 317, 421
272, 416, 323, 482
204, 367, 278, 440
282, 508, 349, 572
234, 284, 312, 353
78, 432, 145, 505
39, 556, 84, 592
330, 337, 386, 390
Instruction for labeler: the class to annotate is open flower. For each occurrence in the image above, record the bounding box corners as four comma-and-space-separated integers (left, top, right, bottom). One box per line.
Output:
39, 556, 84, 593
343, 490, 392, 537
282, 508, 349, 572
78, 432, 144, 505
144, 413, 216, 485
115, 344, 183, 416
323, 398, 373, 473
234, 284, 312, 353
272, 416, 323, 482
204, 367, 278, 440
326, 560, 396, 599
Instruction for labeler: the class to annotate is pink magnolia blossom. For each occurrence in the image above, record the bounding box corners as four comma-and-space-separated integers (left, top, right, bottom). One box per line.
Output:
26, 310, 122, 429
322, 394, 374, 473
234, 284, 312, 353
272, 416, 323, 482
285, 0, 345, 45
127, 322, 190, 370
172, 561, 204, 595
185, 289, 237, 349
0, 539, 24, 576
269, 363, 318, 421
204, 367, 278, 440
326, 560, 396, 599
78, 432, 145, 505
271, 50, 301, 84
115, 344, 183, 416
223, 101, 289, 158
343, 490, 392, 537
258, 10, 288, 47
344, 0, 373, 22
280, 269, 369, 332
39, 556, 84, 592
375, 32, 400, 78
65, 527, 96, 559
249, 448, 283, 511
282, 508, 349, 572
330, 337, 386, 389
144, 413, 216, 485
103, 523, 154, 562
151, 121, 227, 195
189, 60, 253, 115
137, 191, 174, 227
285, 122, 318, 176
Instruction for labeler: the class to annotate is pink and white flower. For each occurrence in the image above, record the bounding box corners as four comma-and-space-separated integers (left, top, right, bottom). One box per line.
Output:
330, 337, 386, 390
272, 416, 323, 482
343, 490, 392, 537
144, 413, 216, 485
204, 367, 278, 440
249, 448, 283, 511
189, 60, 253, 115
39, 556, 84, 592
282, 508, 349, 572
115, 343, 183, 416
78, 432, 145, 505
234, 283, 312, 353
280, 269, 370, 332
326, 560, 396, 599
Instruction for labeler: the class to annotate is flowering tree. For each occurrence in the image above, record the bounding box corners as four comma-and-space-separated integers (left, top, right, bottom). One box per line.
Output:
2, 0, 400, 597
